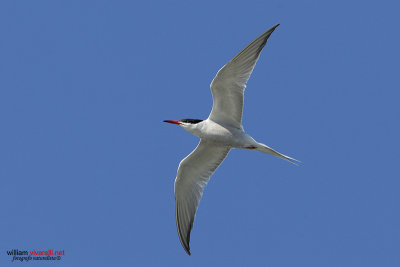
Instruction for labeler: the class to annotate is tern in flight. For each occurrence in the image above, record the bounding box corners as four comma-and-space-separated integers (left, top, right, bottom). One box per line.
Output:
164, 24, 298, 255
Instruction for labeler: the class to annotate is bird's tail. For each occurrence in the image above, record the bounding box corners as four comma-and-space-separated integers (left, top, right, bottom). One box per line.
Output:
255, 143, 300, 165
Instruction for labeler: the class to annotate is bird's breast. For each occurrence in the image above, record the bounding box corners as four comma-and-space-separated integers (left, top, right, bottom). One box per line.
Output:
199, 120, 248, 147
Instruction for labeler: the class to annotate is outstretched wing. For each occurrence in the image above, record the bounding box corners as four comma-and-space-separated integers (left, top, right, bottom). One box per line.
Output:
208, 24, 280, 129
174, 140, 230, 255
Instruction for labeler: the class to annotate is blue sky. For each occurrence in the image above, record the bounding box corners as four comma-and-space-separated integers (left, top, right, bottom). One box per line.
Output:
1, 0, 399, 266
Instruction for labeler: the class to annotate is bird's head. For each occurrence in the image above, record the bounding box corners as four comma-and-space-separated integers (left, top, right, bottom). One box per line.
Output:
163, 119, 204, 135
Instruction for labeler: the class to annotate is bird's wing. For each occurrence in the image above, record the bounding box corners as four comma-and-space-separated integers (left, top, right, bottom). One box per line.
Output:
208, 24, 280, 129
174, 139, 230, 255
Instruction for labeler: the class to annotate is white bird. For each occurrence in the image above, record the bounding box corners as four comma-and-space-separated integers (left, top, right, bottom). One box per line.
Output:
164, 24, 298, 255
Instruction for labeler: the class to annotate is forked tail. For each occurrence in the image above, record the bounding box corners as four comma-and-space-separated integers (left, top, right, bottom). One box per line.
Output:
255, 143, 300, 165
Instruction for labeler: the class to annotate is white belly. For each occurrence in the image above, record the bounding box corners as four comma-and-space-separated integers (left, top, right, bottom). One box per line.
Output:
197, 119, 257, 148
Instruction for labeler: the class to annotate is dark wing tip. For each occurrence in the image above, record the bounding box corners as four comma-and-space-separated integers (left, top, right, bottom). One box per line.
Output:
184, 226, 192, 255
185, 247, 192, 256
179, 232, 191, 255
176, 201, 193, 256
268, 23, 280, 35
268, 24, 280, 35
180, 220, 193, 256
271, 23, 280, 30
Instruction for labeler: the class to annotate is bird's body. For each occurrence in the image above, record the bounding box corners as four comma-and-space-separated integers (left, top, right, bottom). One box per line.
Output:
164, 24, 298, 255
183, 119, 254, 148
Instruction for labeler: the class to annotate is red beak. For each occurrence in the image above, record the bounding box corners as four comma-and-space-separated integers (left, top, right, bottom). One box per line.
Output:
163, 120, 181, 125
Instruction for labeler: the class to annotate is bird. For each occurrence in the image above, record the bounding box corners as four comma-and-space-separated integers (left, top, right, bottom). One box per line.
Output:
163, 24, 298, 255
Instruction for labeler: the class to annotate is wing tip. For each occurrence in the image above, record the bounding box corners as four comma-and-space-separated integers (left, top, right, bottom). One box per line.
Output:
270, 23, 280, 33
175, 200, 193, 256
180, 224, 193, 256
179, 230, 192, 256
184, 246, 192, 256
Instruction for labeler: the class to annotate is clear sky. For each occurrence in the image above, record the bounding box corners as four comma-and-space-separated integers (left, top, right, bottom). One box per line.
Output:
1, 0, 399, 266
